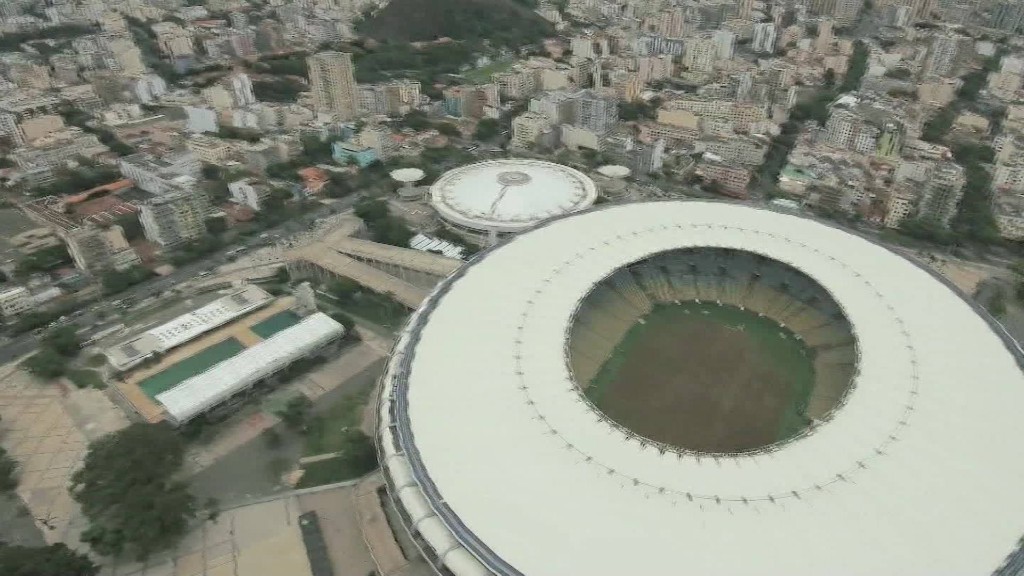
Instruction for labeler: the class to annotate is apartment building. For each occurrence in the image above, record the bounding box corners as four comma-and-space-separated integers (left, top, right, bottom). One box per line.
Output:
307, 51, 359, 121
118, 151, 202, 195
574, 90, 618, 135
228, 178, 271, 211
139, 189, 211, 248
511, 112, 553, 149
658, 97, 769, 132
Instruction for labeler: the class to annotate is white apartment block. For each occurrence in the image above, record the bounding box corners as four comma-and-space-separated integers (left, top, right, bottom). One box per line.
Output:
493, 69, 538, 100
511, 112, 552, 149
0, 286, 32, 317
683, 38, 717, 73
307, 51, 359, 121
118, 151, 201, 195
228, 179, 270, 211
752, 23, 777, 54
139, 190, 211, 248
658, 98, 769, 132
994, 163, 1024, 193
884, 186, 918, 228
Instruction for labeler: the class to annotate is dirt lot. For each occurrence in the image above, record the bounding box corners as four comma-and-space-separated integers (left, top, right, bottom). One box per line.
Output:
587, 303, 814, 453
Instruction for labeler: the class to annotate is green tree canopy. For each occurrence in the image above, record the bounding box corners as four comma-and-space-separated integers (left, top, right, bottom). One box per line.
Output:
71, 424, 195, 560
0, 445, 17, 492
0, 543, 98, 576
42, 326, 81, 357
473, 118, 501, 141
23, 348, 70, 379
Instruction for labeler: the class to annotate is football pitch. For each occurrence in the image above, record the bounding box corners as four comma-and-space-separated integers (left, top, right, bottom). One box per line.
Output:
585, 302, 815, 453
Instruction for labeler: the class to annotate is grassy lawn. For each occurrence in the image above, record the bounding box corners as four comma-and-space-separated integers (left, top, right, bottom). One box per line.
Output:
303, 388, 374, 456
296, 453, 376, 488
319, 292, 408, 332
66, 368, 106, 389
463, 57, 515, 83
587, 302, 816, 444
85, 354, 107, 368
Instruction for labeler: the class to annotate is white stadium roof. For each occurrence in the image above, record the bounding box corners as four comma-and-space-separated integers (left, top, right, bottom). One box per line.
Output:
157, 312, 344, 424
429, 159, 598, 234
380, 201, 1024, 575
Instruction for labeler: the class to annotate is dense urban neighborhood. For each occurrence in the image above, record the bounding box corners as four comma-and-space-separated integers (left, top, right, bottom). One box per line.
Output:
3, 0, 1024, 575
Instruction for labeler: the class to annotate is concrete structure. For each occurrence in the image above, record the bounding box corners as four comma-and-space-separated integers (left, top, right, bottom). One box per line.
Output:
511, 112, 553, 150
378, 201, 1024, 576
390, 168, 426, 199
572, 90, 618, 135
288, 232, 461, 308
139, 188, 211, 248
752, 23, 777, 54
157, 312, 345, 425
228, 178, 271, 211
117, 151, 202, 195
429, 160, 598, 244
0, 286, 32, 317
307, 51, 359, 121
105, 285, 273, 371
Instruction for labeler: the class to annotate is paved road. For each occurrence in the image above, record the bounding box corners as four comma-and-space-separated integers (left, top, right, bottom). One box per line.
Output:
0, 197, 360, 366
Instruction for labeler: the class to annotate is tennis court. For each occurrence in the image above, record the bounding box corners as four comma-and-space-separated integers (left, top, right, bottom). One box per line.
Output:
250, 310, 302, 339
138, 337, 245, 399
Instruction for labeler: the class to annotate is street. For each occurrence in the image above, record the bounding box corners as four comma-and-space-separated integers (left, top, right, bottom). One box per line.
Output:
0, 196, 359, 366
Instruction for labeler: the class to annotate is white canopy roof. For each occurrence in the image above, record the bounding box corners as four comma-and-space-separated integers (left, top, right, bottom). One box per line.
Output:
157, 313, 343, 423
429, 160, 597, 233
386, 201, 1024, 575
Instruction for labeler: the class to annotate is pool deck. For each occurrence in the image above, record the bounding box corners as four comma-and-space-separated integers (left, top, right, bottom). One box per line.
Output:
116, 296, 297, 423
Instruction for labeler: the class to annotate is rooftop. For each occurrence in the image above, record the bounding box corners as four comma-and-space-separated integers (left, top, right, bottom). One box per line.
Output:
429, 159, 598, 233
383, 201, 1024, 576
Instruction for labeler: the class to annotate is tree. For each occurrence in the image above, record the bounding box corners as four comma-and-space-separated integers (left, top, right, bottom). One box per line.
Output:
43, 326, 81, 357
0, 446, 16, 492
436, 122, 460, 137
0, 543, 99, 576
823, 68, 836, 88
101, 266, 153, 296
275, 267, 290, 284
355, 198, 389, 222
329, 278, 361, 303
986, 287, 1008, 317
205, 216, 228, 235
23, 348, 69, 379
201, 164, 223, 180
277, 396, 313, 431
473, 118, 500, 141
71, 423, 196, 560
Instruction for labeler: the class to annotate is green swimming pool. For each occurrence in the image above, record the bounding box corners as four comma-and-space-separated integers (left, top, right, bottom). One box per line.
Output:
139, 337, 245, 399
250, 310, 302, 339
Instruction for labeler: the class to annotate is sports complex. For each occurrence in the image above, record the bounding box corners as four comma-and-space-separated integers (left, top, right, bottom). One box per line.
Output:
376, 201, 1024, 575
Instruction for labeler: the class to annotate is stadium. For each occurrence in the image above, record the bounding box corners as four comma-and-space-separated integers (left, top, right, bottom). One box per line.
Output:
428, 159, 598, 244
376, 201, 1024, 575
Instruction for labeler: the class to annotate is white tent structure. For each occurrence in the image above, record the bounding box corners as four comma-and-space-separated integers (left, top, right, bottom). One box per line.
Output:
157, 313, 344, 424
378, 201, 1024, 576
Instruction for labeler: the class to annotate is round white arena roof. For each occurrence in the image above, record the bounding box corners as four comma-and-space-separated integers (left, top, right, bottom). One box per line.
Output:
429, 159, 598, 234
390, 167, 425, 183
596, 164, 631, 178
380, 201, 1024, 576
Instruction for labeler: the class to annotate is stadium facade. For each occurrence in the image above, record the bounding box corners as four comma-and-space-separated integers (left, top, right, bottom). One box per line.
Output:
377, 201, 1024, 575
428, 159, 598, 244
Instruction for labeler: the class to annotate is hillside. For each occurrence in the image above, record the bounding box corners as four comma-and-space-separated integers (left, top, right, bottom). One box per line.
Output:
357, 0, 552, 49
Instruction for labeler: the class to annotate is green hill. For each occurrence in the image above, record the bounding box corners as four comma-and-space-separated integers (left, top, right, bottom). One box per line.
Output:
357, 0, 552, 49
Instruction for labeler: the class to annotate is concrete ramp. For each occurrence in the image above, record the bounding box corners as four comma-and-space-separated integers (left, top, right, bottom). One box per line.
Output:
289, 245, 430, 308
328, 236, 462, 279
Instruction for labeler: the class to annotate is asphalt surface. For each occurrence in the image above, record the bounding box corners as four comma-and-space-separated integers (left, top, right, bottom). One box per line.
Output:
0, 197, 358, 366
